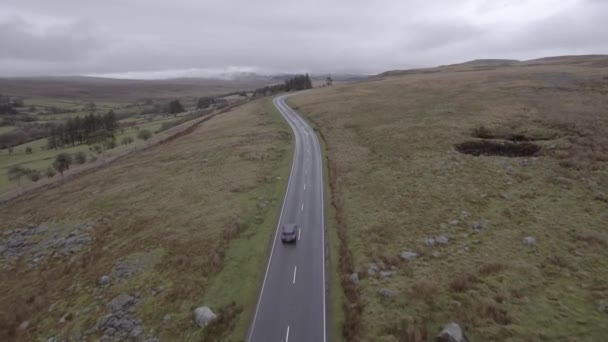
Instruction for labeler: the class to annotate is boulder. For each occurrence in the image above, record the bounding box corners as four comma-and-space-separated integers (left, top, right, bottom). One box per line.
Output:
378, 288, 397, 298
522, 236, 536, 247
400, 251, 418, 261
367, 263, 379, 276
435, 235, 449, 245
193, 306, 217, 327
108, 294, 135, 313
379, 271, 395, 278
349, 272, 360, 285
98, 275, 110, 287
437, 322, 468, 342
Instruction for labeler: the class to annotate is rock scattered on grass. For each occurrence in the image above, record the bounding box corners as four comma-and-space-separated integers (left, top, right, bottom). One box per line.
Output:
449, 220, 459, 227
98, 275, 110, 287
367, 263, 379, 276
597, 301, 607, 313
425, 235, 449, 246
349, 272, 360, 285
193, 306, 217, 328
97, 293, 155, 340
379, 271, 395, 278
437, 322, 469, 342
435, 235, 449, 245
432, 251, 441, 258
0, 223, 93, 267
522, 236, 536, 246
400, 251, 418, 261
110, 256, 151, 282
378, 288, 398, 298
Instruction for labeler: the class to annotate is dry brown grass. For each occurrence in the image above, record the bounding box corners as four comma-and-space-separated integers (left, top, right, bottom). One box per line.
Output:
290, 57, 608, 340
0, 99, 291, 341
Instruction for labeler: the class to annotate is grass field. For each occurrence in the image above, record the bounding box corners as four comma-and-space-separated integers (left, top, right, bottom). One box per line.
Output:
0, 98, 292, 341
0, 115, 183, 192
290, 57, 608, 341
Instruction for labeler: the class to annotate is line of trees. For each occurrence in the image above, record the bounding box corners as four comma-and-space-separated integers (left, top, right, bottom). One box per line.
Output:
252, 74, 313, 98
47, 111, 118, 149
284, 74, 313, 91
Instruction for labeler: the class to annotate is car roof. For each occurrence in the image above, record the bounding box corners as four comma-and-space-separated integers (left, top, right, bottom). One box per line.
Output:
282, 223, 297, 233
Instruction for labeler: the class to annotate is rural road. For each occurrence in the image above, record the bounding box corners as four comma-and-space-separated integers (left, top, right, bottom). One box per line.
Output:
247, 93, 327, 342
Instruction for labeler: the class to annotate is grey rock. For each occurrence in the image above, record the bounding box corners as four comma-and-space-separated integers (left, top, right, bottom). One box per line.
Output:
349, 272, 360, 285
435, 235, 449, 245
367, 263, 379, 276
163, 314, 172, 322
522, 236, 536, 247
504, 164, 515, 175
193, 306, 217, 328
449, 220, 459, 226
432, 251, 441, 258
400, 251, 418, 261
460, 210, 469, 219
440, 223, 448, 229
46, 337, 65, 342
103, 327, 116, 336
98, 275, 110, 287
18, 320, 29, 330
108, 293, 136, 313
129, 326, 143, 338
378, 288, 397, 298
437, 322, 468, 342
598, 301, 608, 313
379, 271, 395, 278
425, 238, 436, 246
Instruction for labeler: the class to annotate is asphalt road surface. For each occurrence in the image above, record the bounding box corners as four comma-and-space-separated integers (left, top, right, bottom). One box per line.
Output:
247, 93, 327, 342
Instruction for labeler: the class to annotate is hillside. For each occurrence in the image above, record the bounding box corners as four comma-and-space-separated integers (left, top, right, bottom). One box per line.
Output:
379, 54, 608, 77
290, 55, 608, 341
0, 99, 292, 341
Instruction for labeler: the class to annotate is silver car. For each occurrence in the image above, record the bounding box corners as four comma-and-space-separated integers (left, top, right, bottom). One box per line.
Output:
281, 223, 298, 243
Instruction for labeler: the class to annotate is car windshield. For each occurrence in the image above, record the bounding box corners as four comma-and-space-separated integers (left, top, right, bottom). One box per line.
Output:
283, 224, 296, 234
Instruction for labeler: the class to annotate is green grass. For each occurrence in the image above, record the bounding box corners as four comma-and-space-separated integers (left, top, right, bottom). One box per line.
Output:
0, 126, 14, 134
0, 115, 182, 192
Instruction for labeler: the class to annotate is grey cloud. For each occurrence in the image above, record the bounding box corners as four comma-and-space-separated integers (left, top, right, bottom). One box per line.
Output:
0, 17, 101, 61
0, 0, 606, 78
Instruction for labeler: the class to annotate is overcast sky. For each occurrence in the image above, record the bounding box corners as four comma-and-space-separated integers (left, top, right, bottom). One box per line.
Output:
0, 0, 606, 79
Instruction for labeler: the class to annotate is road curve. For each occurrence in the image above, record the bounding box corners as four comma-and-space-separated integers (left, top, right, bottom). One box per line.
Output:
247, 93, 327, 342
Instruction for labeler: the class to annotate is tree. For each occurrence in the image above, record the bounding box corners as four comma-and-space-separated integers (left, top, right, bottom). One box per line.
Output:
121, 136, 134, 145
197, 97, 215, 109
74, 151, 87, 164
53, 153, 72, 176
168, 100, 185, 115
86, 102, 96, 113
25, 146, 33, 154
45, 167, 56, 178
8, 165, 28, 186
27, 170, 41, 182
137, 129, 152, 142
